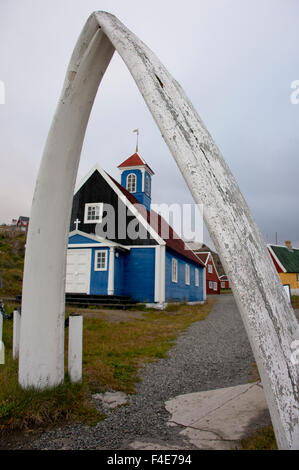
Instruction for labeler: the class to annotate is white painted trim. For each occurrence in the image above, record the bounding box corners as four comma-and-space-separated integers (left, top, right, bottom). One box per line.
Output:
118, 163, 154, 177
69, 230, 130, 250
69, 243, 102, 248
107, 247, 115, 295
160, 245, 166, 303
126, 245, 156, 249
74, 165, 165, 246
94, 249, 108, 271
267, 245, 287, 273
154, 245, 166, 302
154, 246, 160, 303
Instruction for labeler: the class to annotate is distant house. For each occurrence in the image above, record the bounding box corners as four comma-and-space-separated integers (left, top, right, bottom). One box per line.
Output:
66, 153, 205, 305
267, 241, 299, 295
219, 275, 230, 290
16, 216, 29, 232
196, 251, 220, 295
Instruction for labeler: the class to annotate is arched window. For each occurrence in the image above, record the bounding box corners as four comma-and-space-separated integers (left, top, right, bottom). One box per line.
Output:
127, 173, 136, 193
145, 175, 150, 196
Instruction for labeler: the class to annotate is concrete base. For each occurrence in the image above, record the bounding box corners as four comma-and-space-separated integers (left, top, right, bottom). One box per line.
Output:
145, 301, 205, 310
145, 302, 167, 310
165, 382, 270, 450
128, 382, 270, 450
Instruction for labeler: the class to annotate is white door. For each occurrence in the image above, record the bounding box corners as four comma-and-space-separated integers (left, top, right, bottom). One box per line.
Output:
66, 249, 91, 294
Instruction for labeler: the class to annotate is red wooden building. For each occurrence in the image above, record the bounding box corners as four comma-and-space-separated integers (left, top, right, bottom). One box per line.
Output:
196, 252, 220, 295
219, 275, 230, 289
16, 216, 29, 232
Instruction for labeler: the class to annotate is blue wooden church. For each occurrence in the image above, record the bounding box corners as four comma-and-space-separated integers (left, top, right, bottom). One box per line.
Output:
66, 153, 205, 305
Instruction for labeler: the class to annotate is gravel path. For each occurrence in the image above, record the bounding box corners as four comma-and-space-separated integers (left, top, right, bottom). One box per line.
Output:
16, 295, 258, 449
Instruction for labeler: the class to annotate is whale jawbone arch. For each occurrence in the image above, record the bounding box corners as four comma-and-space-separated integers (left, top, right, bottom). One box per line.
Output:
18, 12, 299, 449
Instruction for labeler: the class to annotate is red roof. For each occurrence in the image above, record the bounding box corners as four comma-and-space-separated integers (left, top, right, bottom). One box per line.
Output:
117, 153, 154, 174
107, 173, 204, 267
196, 252, 209, 265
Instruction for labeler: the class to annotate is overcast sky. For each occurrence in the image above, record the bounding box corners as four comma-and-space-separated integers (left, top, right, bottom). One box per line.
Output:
0, 0, 298, 249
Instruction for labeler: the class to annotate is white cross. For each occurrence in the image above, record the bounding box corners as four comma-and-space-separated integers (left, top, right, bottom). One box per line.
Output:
74, 218, 81, 230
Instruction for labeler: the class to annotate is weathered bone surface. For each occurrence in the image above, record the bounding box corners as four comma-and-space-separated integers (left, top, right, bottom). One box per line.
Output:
19, 11, 299, 449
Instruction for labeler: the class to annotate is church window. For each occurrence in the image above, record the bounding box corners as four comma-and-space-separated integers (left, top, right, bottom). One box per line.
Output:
127, 173, 136, 192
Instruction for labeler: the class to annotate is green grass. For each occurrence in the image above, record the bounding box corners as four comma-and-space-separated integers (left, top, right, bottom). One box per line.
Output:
0, 313, 100, 435
292, 296, 299, 309
0, 229, 26, 297
220, 289, 232, 294
0, 299, 216, 436
240, 425, 277, 450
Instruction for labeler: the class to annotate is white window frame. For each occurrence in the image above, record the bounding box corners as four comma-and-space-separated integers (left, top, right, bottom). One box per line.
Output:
208, 264, 213, 274
221, 281, 225, 289
145, 175, 150, 196
94, 250, 108, 271
127, 173, 136, 193
84, 202, 103, 224
195, 268, 199, 287
213, 282, 218, 291
185, 264, 190, 285
172, 258, 178, 283
209, 281, 213, 289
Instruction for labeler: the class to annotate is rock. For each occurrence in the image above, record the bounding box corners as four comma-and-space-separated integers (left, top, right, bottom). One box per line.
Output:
92, 391, 129, 410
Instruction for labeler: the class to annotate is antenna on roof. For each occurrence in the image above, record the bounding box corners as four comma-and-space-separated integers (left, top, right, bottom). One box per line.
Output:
133, 128, 139, 152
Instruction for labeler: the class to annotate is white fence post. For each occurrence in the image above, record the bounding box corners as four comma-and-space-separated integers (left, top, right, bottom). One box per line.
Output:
0, 312, 3, 343
68, 315, 83, 383
13, 309, 21, 360
0, 313, 4, 364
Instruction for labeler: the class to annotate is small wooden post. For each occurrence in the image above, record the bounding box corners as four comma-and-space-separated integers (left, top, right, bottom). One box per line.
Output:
0, 312, 3, 343
13, 309, 21, 360
0, 313, 4, 364
68, 314, 83, 383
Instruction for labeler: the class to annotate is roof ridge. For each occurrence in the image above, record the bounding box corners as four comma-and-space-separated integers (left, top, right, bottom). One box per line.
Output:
107, 172, 204, 266
117, 153, 154, 174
